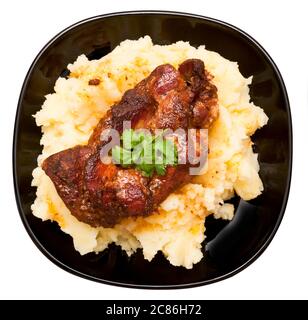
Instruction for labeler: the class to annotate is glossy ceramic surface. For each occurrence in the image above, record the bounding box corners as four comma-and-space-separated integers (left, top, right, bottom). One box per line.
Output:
13, 11, 292, 288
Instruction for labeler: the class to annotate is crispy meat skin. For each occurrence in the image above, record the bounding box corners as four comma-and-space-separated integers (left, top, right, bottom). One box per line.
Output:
42, 59, 218, 227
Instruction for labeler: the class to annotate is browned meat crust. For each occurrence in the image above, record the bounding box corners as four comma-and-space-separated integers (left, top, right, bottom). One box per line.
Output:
42, 59, 218, 227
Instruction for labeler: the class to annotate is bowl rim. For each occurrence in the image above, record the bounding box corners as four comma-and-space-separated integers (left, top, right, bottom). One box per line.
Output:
13, 10, 292, 289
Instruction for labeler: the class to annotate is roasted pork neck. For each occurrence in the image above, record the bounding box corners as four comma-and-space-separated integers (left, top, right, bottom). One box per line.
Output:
42, 59, 218, 227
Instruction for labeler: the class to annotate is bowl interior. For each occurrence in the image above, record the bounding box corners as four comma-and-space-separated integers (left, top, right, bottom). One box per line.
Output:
14, 12, 291, 288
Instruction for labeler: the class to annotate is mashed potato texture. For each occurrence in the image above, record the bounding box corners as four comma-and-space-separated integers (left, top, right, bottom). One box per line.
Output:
31, 36, 268, 269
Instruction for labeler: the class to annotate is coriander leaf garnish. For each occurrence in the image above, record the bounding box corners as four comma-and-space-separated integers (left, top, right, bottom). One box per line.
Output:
111, 129, 178, 177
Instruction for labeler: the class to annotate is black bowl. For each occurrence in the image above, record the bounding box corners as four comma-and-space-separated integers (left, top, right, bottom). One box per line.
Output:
13, 11, 292, 289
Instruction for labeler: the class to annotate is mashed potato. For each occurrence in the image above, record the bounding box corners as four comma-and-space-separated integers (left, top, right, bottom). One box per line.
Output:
31, 36, 268, 269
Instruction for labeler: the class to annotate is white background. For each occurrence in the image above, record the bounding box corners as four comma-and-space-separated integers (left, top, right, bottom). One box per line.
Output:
1, 0, 307, 300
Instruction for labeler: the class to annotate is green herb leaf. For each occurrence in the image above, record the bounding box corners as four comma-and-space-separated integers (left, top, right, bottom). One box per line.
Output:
111, 145, 122, 164
164, 139, 178, 165
111, 129, 178, 177
155, 163, 166, 175
122, 128, 134, 149
112, 145, 132, 165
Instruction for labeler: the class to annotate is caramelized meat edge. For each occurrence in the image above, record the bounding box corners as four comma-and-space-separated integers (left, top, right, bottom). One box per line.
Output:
42, 59, 218, 227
